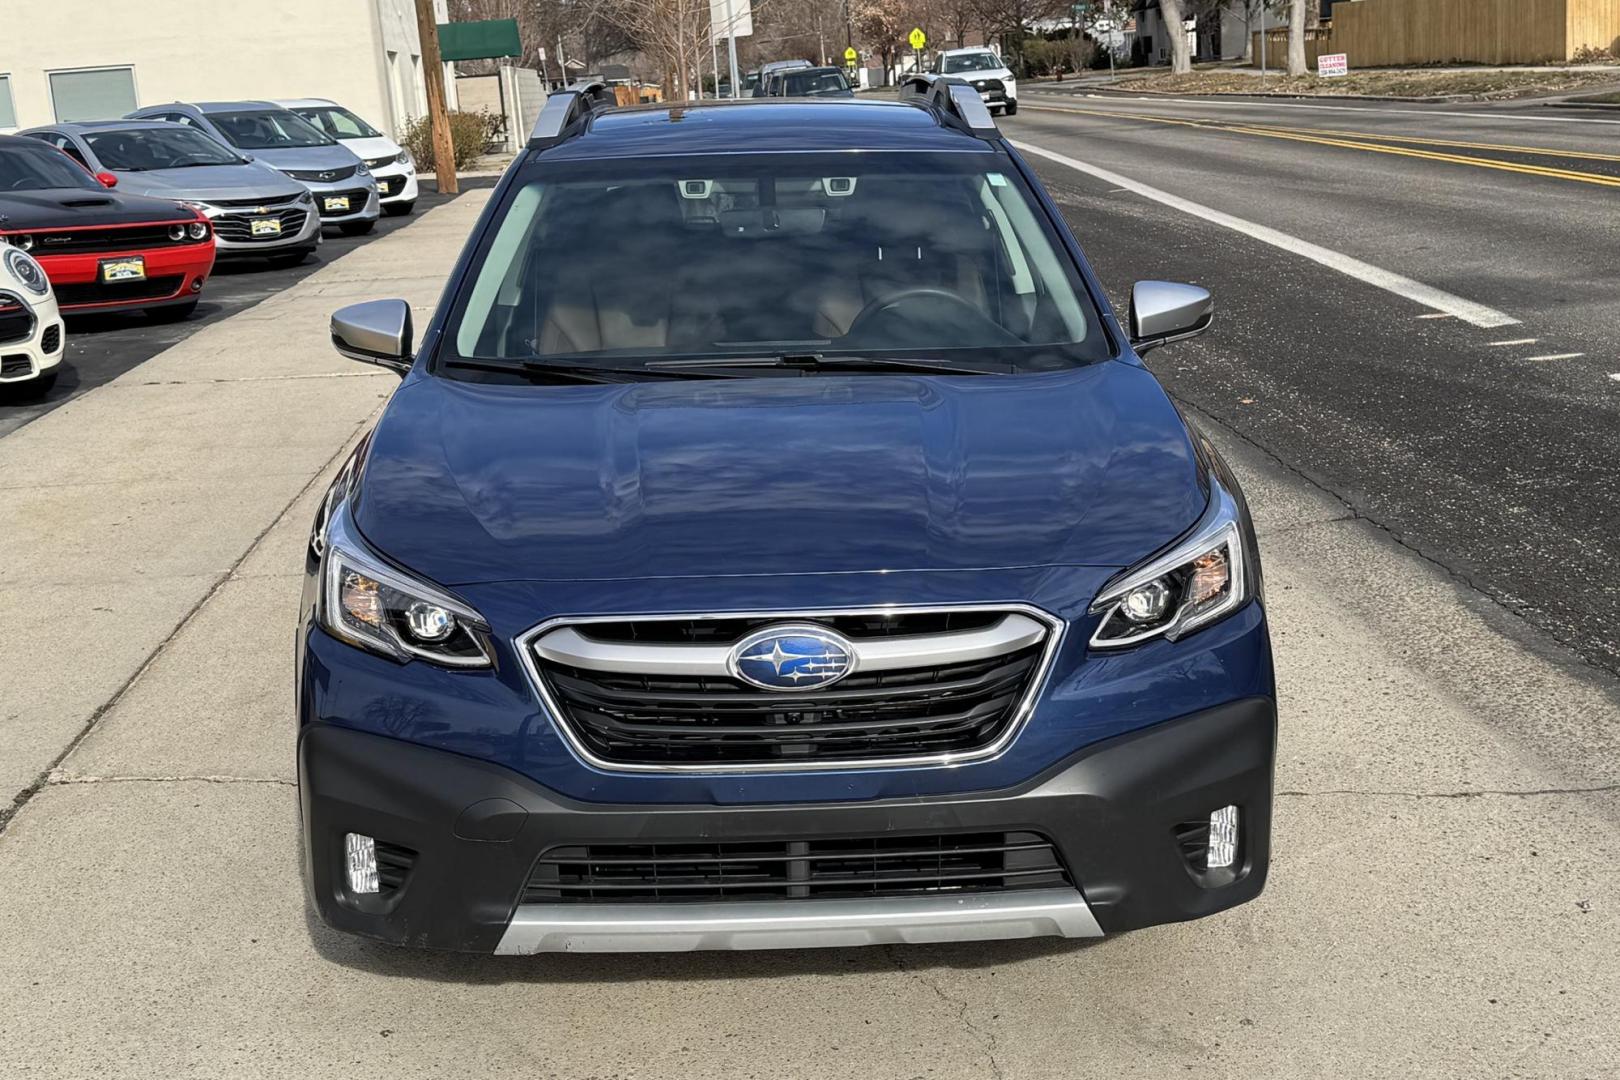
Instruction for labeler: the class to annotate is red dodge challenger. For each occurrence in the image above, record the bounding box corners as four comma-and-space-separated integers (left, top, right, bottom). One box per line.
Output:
0, 134, 216, 320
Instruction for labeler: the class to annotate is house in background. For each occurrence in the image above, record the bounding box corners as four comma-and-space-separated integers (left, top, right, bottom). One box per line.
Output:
0, 0, 456, 137
1126, 0, 1335, 66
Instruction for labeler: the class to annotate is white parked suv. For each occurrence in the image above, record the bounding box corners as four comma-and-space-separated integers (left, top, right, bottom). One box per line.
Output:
0, 242, 65, 392
277, 99, 418, 216
931, 48, 1018, 115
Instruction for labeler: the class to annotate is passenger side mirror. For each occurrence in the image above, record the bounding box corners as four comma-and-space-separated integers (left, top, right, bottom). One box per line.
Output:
331, 299, 413, 376
1129, 281, 1213, 355
95, 171, 118, 188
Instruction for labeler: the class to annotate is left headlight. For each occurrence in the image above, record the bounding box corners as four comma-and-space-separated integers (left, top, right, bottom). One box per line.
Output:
3, 245, 51, 296
1088, 479, 1253, 648
356, 163, 371, 177
315, 496, 494, 669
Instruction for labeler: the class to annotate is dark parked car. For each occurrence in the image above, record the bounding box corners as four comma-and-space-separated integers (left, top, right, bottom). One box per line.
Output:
0, 135, 215, 319
767, 66, 855, 98
299, 84, 1275, 954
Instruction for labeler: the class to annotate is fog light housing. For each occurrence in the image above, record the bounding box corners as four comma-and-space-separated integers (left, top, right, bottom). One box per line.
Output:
1206, 805, 1239, 869
345, 832, 379, 894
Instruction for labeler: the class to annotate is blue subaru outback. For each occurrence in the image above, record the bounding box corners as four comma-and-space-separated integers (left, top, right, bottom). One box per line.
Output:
299, 82, 1276, 953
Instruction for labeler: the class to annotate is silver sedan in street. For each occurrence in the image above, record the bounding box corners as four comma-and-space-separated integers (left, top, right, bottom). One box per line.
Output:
18, 120, 322, 266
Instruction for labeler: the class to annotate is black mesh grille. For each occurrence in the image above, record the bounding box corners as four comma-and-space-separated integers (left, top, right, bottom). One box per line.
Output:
287, 164, 358, 182
316, 187, 371, 216
40, 323, 61, 354
523, 831, 1072, 904
1, 354, 33, 378
53, 275, 184, 306
0, 296, 32, 345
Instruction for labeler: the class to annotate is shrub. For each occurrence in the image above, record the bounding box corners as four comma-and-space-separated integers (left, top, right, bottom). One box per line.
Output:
399, 109, 501, 173
1571, 43, 1619, 63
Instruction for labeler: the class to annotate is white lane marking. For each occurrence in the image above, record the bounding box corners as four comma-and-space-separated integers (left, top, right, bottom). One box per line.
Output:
1142, 96, 1620, 127
1417, 313, 1455, 320
1012, 139, 1521, 328
1524, 352, 1586, 361
1487, 338, 1539, 346
1608, 373, 1620, 382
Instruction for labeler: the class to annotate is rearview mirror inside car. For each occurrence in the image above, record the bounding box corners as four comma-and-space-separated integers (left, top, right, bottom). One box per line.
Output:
1129, 281, 1213, 355
331, 299, 413, 376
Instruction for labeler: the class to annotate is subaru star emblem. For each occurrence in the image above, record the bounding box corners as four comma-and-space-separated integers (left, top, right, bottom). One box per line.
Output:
729, 625, 855, 692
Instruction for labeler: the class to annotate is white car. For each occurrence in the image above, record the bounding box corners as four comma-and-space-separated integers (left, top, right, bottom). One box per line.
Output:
932, 47, 1018, 115
276, 99, 418, 216
0, 241, 65, 391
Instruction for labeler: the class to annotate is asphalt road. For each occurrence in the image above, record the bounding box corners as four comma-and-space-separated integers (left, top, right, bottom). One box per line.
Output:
0, 178, 491, 439
1008, 88, 1620, 678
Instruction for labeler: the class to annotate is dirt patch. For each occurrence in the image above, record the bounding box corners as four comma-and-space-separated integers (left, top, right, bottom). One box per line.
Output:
1114, 67, 1620, 100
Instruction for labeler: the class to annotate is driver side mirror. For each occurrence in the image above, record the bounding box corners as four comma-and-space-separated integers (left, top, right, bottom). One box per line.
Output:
94, 171, 118, 188
1129, 281, 1213, 355
331, 299, 413, 376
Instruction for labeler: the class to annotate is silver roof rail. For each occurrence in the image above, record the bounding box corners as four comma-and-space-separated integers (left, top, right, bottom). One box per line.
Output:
899, 75, 997, 139
529, 81, 615, 146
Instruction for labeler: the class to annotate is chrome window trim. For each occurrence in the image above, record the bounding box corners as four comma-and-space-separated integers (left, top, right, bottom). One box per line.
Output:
514, 602, 1067, 775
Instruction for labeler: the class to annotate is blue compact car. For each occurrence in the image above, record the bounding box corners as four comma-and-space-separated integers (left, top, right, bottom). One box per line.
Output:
299, 82, 1276, 953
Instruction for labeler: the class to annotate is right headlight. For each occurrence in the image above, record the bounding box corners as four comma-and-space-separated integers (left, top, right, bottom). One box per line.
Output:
1088, 480, 1253, 648
3, 245, 51, 296
314, 486, 494, 669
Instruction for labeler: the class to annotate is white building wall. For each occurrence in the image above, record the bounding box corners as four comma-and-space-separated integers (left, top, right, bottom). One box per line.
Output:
0, 0, 454, 136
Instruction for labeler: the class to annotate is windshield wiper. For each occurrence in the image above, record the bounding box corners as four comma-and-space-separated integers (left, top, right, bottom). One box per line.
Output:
648, 353, 1014, 376
443, 357, 745, 384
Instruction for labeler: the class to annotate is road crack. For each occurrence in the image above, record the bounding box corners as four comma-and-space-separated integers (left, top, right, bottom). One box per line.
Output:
1277, 783, 1620, 800
884, 946, 1004, 1080
47, 772, 294, 787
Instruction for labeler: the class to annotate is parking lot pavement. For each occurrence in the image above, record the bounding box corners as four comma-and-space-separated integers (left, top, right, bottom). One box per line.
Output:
1, 190, 1617, 1075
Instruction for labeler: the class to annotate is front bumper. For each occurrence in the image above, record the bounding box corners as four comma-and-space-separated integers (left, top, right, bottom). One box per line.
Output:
0, 288, 64, 383
300, 696, 1274, 952
213, 202, 323, 258
371, 166, 418, 205
37, 242, 215, 314
310, 184, 381, 225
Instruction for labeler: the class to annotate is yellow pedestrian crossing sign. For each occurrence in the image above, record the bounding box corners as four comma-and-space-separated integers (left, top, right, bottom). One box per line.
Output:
844, 46, 858, 63
908, 27, 927, 51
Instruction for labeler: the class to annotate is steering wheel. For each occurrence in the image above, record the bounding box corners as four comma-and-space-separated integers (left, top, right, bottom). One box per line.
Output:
847, 287, 985, 335
845, 286, 1022, 347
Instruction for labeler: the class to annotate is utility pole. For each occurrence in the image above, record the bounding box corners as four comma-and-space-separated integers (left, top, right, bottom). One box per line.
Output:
725, 0, 741, 99
413, 0, 458, 195
1259, 2, 1268, 85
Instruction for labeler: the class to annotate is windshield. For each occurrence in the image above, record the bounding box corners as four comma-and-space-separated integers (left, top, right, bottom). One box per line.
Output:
448, 152, 1106, 375
84, 127, 242, 170
208, 110, 335, 149
0, 144, 100, 191
294, 106, 382, 140
781, 70, 852, 96
943, 52, 1004, 73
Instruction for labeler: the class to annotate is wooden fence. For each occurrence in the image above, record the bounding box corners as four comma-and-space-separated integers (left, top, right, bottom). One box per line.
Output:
1250, 27, 1335, 67
1251, 0, 1620, 68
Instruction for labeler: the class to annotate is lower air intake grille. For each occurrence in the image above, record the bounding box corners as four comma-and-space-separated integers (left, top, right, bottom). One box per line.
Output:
522, 831, 1073, 904
40, 323, 61, 354
375, 840, 416, 895
1, 353, 34, 378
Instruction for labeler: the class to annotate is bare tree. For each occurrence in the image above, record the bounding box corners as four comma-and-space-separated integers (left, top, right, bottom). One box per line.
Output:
853, 0, 908, 84
605, 0, 712, 99
1286, 0, 1307, 75
1159, 0, 1192, 74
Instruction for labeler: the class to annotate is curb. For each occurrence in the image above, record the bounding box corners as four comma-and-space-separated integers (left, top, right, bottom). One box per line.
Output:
1036, 86, 1476, 104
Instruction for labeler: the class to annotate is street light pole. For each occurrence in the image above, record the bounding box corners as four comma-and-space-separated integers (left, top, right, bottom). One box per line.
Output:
725, 0, 742, 98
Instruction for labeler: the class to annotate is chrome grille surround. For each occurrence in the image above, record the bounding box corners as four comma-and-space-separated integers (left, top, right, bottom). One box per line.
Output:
517, 603, 1066, 774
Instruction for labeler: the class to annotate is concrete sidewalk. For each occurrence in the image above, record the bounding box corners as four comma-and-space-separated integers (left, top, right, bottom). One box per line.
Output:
1, 191, 1618, 1077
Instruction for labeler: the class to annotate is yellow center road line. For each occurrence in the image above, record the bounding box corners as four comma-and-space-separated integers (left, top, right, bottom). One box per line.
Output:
1021, 103, 1620, 189
1249, 123, 1620, 164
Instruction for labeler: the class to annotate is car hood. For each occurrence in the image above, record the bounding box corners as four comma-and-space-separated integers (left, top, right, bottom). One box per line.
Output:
115, 163, 305, 203
0, 188, 194, 229
354, 362, 1208, 587
334, 135, 401, 161
245, 144, 361, 172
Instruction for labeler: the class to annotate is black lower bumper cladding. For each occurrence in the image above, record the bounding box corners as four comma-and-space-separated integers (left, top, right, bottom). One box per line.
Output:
299, 698, 1276, 952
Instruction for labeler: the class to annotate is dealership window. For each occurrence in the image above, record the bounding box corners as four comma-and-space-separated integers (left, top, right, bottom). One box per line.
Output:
49, 66, 137, 123
0, 75, 17, 129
